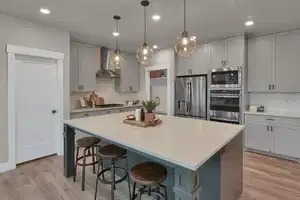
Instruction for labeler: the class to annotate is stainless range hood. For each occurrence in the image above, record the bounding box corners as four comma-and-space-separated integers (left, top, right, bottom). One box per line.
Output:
96, 47, 120, 78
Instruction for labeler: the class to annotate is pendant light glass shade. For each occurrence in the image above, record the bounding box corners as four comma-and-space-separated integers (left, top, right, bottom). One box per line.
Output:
136, 0, 153, 65
110, 15, 123, 70
174, 0, 196, 57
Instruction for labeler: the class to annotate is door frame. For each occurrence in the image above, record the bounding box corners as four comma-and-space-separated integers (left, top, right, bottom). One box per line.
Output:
6, 45, 64, 170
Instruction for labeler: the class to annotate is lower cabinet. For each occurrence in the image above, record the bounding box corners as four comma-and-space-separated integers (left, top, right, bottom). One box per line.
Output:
245, 114, 300, 159
273, 126, 300, 158
246, 122, 273, 152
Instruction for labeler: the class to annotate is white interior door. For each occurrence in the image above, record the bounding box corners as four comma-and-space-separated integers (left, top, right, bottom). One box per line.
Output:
13, 56, 59, 164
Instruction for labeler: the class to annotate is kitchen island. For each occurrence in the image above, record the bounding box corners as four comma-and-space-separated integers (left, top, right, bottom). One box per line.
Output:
63, 112, 244, 200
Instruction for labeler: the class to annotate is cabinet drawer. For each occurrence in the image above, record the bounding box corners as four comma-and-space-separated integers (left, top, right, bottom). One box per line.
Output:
245, 115, 267, 124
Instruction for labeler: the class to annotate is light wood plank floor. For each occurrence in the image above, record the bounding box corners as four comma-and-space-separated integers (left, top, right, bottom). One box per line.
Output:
0, 152, 300, 200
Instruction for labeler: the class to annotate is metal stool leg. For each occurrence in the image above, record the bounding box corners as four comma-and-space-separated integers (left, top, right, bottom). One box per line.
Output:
81, 148, 87, 191
125, 157, 132, 200
161, 184, 168, 200
156, 186, 161, 200
111, 160, 115, 200
73, 146, 80, 182
92, 146, 96, 174
94, 156, 102, 200
132, 182, 136, 200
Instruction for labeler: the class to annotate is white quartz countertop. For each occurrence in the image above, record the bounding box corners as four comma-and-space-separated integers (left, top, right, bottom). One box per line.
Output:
71, 104, 143, 114
244, 111, 300, 118
64, 112, 244, 171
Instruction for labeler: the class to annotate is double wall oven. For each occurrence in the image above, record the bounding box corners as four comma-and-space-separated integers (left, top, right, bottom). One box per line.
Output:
209, 66, 242, 124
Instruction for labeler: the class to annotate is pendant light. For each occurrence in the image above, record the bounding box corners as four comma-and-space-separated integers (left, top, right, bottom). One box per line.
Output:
136, 0, 153, 65
110, 15, 123, 70
174, 0, 196, 57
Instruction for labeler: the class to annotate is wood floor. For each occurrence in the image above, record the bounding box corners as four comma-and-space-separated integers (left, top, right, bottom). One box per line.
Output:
0, 152, 300, 200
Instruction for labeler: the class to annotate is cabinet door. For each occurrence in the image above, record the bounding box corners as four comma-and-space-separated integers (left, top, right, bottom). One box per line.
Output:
176, 55, 190, 76
275, 33, 300, 92
120, 55, 140, 92
273, 126, 300, 158
209, 40, 226, 70
248, 36, 274, 92
245, 123, 273, 152
70, 43, 79, 91
78, 47, 96, 91
226, 36, 244, 67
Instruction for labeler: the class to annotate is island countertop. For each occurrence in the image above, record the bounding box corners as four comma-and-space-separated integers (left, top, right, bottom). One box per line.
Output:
64, 112, 244, 171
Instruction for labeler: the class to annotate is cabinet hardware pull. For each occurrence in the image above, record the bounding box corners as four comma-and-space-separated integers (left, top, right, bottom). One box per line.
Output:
272, 84, 275, 90
271, 126, 273, 132
267, 125, 269, 131
269, 84, 271, 90
266, 118, 274, 121
83, 113, 89, 117
82, 85, 84, 90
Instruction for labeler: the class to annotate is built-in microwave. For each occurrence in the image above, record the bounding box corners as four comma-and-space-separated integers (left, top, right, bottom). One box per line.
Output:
210, 66, 242, 89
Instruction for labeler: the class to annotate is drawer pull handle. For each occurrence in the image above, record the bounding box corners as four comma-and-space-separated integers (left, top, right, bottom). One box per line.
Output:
266, 118, 274, 121
83, 113, 89, 117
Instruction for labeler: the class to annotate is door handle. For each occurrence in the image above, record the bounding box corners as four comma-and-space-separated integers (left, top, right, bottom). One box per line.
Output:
52, 110, 57, 114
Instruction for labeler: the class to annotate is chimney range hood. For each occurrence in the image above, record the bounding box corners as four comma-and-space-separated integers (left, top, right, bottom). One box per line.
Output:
96, 47, 120, 78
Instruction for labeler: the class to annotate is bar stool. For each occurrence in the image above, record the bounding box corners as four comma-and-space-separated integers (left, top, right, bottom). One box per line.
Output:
130, 162, 168, 200
94, 144, 131, 200
74, 136, 101, 191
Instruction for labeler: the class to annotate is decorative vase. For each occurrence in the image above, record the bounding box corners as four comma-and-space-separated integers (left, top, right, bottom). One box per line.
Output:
145, 112, 155, 123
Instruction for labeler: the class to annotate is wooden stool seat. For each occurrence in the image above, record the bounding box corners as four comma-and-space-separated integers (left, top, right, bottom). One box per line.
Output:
130, 162, 167, 186
98, 144, 127, 159
76, 137, 100, 148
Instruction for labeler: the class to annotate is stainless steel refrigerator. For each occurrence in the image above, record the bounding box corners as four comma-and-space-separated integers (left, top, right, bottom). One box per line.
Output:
175, 75, 207, 119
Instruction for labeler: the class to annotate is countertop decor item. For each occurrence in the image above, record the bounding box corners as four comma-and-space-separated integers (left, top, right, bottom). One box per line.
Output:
123, 118, 162, 128
142, 100, 159, 122
136, 0, 153, 65
110, 15, 124, 70
174, 0, 196, 57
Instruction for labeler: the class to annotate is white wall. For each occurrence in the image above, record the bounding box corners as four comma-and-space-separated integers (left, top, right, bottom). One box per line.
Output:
0, 13, 70, 163
249, 93, 300, 112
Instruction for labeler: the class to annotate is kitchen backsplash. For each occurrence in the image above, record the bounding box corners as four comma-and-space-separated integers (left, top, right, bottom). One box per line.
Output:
71, 79, 143, 109
249, 93, 300, 112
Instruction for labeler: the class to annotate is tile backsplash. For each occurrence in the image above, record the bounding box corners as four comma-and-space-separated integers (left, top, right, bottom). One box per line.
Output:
71, 79, 144, 109
249, 93, 300, 112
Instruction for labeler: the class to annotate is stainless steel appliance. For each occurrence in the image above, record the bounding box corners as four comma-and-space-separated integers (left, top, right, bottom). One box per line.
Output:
175, 75, 207, 119
209, 89, 241, 124
210, 66, 242, 89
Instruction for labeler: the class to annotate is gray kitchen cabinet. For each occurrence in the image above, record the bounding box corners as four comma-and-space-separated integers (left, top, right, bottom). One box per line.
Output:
248, 36, 274, 92
226, 36, 244, 67
70, 41, 98, 92
115, 54, 140, 92
275, 32, 300, 92
209, 40, 226, 70
273, 126, 300, 158
176, 44, 210, 76
208, 36, 245, 70
245, 114, 300, 159
245, 122, 272, 152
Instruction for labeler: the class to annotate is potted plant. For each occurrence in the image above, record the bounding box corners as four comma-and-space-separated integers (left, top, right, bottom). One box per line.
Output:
141, 100, 159, 122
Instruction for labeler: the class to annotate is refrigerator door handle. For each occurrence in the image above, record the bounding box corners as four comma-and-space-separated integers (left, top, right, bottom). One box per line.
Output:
189, 81, 192, 112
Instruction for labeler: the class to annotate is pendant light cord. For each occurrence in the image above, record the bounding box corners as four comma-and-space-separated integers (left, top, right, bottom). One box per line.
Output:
116, 19, 119, 50
184, 0, 187, 31
144, 5, 147, 43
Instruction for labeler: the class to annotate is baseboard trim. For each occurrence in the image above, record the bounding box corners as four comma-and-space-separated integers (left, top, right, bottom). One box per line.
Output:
245, 148, 300, 163
0, 161, 16, 173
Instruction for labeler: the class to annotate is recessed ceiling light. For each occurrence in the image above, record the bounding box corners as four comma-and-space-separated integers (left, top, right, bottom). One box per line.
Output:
112, 32, 119, 37
40, 8, 51, 15
153, 45, 158, 49
245, 20, 254, 26
152, 14, 161, 21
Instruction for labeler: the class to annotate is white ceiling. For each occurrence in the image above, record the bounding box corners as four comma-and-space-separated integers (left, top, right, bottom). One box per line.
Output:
1, 0, 300, 52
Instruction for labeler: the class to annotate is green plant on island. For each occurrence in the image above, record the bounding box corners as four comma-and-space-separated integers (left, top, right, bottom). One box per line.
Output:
141, 100, 159, 113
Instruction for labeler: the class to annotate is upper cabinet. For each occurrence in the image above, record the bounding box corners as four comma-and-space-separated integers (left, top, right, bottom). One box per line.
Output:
248, 30, 300, 93
176, 43, 210, 76
209, 36, 245, 70
70, 41, 98, 92
275, 32, 300, 92
209, 40, 226, 70
115, 54, 140, 92
248, 36, 274, 92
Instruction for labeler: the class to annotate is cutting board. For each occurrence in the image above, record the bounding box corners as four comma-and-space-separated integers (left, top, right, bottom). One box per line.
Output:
123, 120, 151, 128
